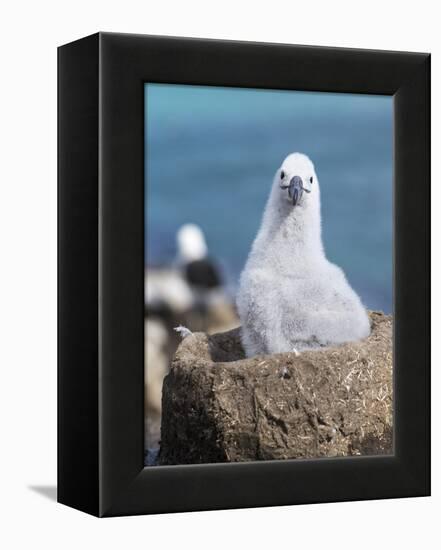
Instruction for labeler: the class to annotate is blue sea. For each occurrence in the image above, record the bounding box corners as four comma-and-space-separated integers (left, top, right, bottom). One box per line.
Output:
145, 84, 393, 314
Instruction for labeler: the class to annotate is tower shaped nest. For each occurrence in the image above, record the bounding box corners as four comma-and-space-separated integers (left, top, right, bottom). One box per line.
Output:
159, 311, 393, 465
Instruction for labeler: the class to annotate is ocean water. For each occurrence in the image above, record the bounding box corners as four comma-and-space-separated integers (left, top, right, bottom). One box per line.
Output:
145, 84, 393, 314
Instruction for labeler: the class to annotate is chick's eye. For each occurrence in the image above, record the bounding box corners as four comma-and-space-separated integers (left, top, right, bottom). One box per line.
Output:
310, 176, 313, 184
280, 170, 285, 179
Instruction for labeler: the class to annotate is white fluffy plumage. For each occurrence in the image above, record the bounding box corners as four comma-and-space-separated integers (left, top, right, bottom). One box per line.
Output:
236, 152, 371, 357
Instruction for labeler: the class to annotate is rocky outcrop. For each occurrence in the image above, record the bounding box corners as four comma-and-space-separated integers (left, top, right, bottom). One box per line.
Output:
158, 312, 393, 465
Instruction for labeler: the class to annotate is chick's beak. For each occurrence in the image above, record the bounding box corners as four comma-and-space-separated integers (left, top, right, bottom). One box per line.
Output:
289, 175, 309, 206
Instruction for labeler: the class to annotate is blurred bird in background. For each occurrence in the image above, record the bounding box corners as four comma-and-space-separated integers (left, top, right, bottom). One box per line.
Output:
177, 224, 222, 291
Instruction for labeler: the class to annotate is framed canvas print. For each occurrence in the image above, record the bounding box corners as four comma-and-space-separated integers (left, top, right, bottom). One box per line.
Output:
58, 32, 430, 516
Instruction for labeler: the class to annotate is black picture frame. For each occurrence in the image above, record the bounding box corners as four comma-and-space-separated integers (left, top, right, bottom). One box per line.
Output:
58, 32, 430, 517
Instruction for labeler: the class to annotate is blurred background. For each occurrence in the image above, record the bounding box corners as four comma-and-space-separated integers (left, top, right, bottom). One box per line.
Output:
144, 83, 393, 456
